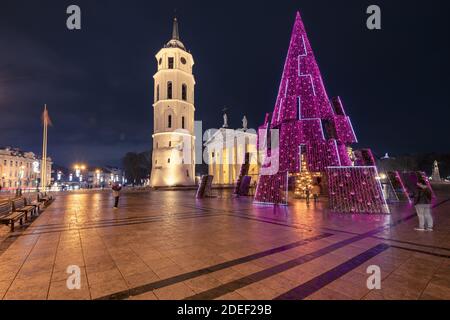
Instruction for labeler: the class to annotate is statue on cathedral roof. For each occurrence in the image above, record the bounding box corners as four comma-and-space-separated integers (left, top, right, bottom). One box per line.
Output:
222, 108, 229, 128
242, 116, 248, 131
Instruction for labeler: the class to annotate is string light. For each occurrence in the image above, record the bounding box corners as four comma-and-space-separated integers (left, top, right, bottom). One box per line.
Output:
293, 155, 321, 198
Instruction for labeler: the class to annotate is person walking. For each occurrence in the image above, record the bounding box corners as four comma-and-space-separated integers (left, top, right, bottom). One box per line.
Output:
414, 179, 433, 232
305, 186, 311, 206
112, 183, 122, 209
312, 184, 321, 204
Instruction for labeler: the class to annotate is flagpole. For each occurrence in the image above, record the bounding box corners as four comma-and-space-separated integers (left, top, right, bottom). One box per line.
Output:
41, 104, 48, 193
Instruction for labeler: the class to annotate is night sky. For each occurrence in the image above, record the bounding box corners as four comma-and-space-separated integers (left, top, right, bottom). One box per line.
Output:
0, 0, 449, 167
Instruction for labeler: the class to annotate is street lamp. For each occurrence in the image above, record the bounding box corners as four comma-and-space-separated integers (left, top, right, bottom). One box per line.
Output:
95, 169, 102, 187
1, 174, 5, 191
74, 164, 87, 187
80, 165, 86, 183
74, 165, 81, 178
18, 165, 25, 196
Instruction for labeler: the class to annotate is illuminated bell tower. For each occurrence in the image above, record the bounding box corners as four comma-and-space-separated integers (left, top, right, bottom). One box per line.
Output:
150, 18, 196, 187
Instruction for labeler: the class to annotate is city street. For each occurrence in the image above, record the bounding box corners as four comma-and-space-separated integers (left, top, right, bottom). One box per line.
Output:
0, 189, 449, 300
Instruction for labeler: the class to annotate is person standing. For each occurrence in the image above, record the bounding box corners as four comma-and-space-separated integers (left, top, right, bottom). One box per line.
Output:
112, 183, 122, 209
312, 184, 321, 204
414, 180, 433, 232
305, 186, 311, 206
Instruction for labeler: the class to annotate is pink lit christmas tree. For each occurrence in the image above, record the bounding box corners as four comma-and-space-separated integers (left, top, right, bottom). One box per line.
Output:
255, 12, 389, 213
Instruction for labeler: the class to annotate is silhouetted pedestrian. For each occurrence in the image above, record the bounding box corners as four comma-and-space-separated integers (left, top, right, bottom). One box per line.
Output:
305, 187, 311, 206
414, 179, 433, 232
112, 183, 122, 209
312, 184, 321, 203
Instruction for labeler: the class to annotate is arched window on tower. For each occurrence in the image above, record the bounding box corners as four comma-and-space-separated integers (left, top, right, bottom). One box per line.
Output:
182, 116, 185, 129
168, 115, 172, 128
156, 85, 160, 102
167, 82, 173, 99
182, 84, 187, 101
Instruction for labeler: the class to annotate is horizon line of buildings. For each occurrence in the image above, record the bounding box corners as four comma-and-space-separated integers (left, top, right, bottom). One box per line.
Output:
54, 165, 125, 189
0, 146, 126, 191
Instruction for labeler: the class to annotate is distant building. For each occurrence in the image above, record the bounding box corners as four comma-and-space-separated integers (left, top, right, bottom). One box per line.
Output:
86, 167, 125, 187
204, 126, 259, 186
53, 166, 125, 189
0, 147, 52, 190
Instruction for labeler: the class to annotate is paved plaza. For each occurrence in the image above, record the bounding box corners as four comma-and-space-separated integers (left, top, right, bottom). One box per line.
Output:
0, 189, 449, 300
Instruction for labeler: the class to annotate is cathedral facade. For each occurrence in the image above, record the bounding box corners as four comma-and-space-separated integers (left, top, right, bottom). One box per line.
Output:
150, 18, 196, 187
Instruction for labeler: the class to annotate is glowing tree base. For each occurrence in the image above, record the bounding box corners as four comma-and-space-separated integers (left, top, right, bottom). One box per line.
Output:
327, 167, 389, 214
255, 173, 288, 205
387, 171, 411, 203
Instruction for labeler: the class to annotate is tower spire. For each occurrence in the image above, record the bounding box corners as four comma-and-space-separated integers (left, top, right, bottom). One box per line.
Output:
165, 16, 185, 50
172, 17, 180, 40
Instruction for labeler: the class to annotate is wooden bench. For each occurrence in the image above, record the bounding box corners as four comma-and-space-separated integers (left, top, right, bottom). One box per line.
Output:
38, 192, 53, 205
12, 198, 36, 222
0, 201, 26, 232
25, 195, 42, 215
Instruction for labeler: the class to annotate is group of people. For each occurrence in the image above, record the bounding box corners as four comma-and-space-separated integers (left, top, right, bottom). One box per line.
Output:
305, 184, 321, 205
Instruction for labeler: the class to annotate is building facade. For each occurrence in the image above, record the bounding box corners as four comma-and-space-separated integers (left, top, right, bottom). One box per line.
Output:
205, 128, 259, 186
86, 167, 125, 188
0, 147, 52, 190
150, 18, 196, 187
